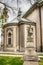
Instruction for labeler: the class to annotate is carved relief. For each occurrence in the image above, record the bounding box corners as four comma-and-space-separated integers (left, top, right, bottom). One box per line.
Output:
27, 25, 33, 42
6, 28, 13, 32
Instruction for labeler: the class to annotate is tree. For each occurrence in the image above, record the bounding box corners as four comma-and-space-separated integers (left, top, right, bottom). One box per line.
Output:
0, 6, 9, 28
1, 6, 8, 21
0, 4, 9, 49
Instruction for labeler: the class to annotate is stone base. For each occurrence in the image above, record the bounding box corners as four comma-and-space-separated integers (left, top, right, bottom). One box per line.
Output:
23, 61, 38, 65
23, 55, 38, 61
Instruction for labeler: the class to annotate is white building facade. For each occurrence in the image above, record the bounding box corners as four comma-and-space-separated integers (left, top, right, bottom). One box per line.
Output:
2, 18, 36, 52
1, 1, 43, 52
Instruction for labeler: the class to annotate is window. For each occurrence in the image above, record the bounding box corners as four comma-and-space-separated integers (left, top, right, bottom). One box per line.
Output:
8, 33, 11, 45
7, 31, 13, 47
8, 33, 11, 37
6, 28, 13, 47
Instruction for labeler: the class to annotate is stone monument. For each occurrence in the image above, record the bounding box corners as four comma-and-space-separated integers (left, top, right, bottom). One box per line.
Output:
23, 23, 38, 65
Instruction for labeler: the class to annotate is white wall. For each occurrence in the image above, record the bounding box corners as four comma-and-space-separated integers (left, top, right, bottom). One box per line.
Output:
41, 6, 43, 51
3, 25, 19, 52
26, 8, 41, 51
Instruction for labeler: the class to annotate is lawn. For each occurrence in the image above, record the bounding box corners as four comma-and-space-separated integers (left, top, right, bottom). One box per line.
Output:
0, 56, 43, 65
39, 58, 43, 65
0, 56, 23, 65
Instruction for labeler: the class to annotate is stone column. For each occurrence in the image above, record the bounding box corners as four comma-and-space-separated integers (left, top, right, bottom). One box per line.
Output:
23, 23, 38, 65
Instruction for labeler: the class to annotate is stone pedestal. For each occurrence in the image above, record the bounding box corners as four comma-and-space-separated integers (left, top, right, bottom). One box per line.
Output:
23, 61, 38, 65
23, 22, 38, 65
23, 44, 39, 65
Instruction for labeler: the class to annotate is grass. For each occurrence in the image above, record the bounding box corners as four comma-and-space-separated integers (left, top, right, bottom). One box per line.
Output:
0, 56, 23, 65
0, 56, 42, 65
39, 58, 43, 65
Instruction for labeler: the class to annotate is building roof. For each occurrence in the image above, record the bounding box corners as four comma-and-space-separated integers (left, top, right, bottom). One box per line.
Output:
3, 17, 34, 25
22, 1, 43, 18
3, 1, 41, 28
3, 17, 36, 28
19, 18, 36, 25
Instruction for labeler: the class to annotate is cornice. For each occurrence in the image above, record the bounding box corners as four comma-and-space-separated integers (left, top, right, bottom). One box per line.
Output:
22, 1, 43, 18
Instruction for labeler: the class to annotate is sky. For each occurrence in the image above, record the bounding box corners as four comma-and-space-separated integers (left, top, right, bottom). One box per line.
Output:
0, 0, 35, 21
0, 0, 35, 43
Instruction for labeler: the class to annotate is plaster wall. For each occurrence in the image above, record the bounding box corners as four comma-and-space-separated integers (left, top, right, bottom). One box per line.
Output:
26, 8, 41, 51
3, 25, 19, 51
19, 24, 25, 51
41, 6, 43, 51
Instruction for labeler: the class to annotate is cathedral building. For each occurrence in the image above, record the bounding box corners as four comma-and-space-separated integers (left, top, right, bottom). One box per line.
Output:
2, 1, 43, 52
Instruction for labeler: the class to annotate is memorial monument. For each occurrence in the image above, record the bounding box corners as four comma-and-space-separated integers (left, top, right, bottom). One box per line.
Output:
23, 22, 39, 65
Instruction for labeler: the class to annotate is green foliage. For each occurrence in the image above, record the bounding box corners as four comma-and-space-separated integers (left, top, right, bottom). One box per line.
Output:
0, 59, 6, 65
0, 56, 43, 65
1, 6, 9, 21
39, 58, 43, 65
0, 6, 9, 28
0, 56, 23, 65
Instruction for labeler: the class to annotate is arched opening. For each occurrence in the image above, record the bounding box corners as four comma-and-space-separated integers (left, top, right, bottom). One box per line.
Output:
7, 30, 13, 47
8, 32, 12, 45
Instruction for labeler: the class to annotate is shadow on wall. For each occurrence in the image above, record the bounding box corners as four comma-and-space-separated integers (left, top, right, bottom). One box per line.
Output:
36, 46, 43, 52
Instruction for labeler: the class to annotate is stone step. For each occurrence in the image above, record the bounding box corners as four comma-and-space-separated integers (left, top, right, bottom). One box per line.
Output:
0, 51, 24, 55
0, 51, 24, 57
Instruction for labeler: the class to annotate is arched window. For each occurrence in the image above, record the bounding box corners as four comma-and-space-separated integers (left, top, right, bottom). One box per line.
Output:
7, 30, 13, 47
8, 32, 11, 45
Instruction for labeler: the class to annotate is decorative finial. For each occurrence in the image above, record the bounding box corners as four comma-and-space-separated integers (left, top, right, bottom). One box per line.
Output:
17, 8, 22, 17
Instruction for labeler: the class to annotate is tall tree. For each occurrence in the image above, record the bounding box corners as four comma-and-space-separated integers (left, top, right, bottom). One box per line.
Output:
0, 6, 9, 28
1, 6, 8, 22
